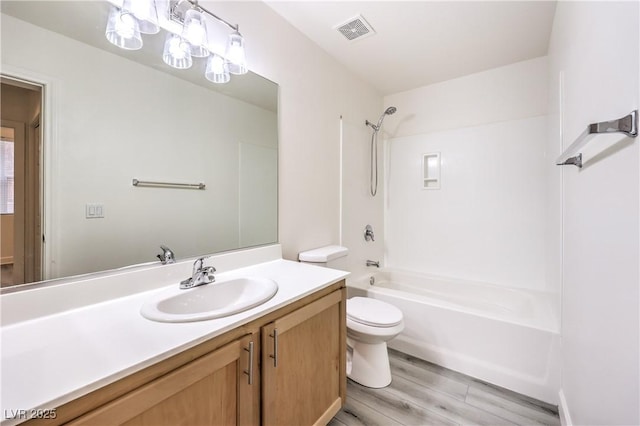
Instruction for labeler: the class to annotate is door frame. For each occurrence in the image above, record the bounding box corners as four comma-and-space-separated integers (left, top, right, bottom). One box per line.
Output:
25, 114, 42, 282
2, 66, 57, 281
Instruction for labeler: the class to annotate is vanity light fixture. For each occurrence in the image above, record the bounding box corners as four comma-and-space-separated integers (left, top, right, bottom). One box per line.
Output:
122, 0, 159, 34
105, 0, 248, 83
181, 7, 209, 57
105, 5, 143, 50
205, 54, 230, 83
162, 33, 193, 69
226, 30, 247, 75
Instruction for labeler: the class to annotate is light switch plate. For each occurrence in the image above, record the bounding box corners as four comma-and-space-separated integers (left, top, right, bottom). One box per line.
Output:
86, 203, 104, 218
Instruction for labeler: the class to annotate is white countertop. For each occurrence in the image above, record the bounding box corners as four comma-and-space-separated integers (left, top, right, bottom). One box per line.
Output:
0, 258, 348, 425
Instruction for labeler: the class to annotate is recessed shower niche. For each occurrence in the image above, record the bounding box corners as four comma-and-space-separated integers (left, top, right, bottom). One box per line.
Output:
422, 152, 441, 190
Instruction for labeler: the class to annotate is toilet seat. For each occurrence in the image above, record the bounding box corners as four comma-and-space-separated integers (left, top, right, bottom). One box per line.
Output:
347, 297, 403, 327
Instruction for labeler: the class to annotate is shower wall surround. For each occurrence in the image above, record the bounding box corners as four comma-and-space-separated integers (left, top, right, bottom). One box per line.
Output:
383, 57, 551, 291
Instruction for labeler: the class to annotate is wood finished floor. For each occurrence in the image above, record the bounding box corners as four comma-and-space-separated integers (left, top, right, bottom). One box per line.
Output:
330, 349, 560, 426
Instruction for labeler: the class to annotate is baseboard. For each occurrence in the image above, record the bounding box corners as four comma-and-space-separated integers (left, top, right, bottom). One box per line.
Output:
558, 389, 572, 426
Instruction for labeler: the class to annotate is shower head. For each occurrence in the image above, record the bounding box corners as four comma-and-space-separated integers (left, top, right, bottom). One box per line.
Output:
376, 106, 397, 128
366, 106, 398, 131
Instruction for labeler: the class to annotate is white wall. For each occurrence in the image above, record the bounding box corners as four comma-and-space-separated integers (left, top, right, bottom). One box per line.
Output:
383, 57, 552, 291
547, 2, 639, 425
183, 2, 383, 263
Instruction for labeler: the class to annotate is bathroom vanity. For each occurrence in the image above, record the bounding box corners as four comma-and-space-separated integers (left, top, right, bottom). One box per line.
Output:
65, 283, 345, 426
1, 246, 348, 426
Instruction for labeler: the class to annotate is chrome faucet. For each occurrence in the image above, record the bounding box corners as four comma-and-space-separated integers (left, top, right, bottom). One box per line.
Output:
180, 256, 216, 289
157, 245, 176, 264
366, 260, 380, 268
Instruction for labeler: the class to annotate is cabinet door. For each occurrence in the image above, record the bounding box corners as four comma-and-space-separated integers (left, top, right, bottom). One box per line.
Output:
262, 289, 346, 426
69, 333, 259, 426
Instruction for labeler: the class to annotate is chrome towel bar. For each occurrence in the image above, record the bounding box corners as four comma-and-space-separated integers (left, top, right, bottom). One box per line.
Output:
132, 179, 206, 190
556, 110, 638, 168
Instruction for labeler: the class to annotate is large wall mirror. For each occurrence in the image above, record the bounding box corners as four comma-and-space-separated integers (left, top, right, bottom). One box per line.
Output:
0, 1, 278, 288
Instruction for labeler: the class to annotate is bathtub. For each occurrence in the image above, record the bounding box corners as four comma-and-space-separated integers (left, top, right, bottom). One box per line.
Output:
351, 269, 560, 404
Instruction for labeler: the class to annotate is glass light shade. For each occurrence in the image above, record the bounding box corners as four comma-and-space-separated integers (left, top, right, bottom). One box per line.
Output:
105, 6, 143, 50
122, 0, 159, 34
205, 54, 230, 84
162, 33, 193, 69
225, 31, 247, 75
181, 9, 209, 58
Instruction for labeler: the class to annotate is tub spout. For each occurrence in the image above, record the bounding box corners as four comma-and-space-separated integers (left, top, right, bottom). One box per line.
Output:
366, 260, 380, 268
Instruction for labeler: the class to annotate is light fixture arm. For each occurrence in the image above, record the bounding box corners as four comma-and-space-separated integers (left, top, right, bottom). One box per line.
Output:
170, 0, 239, 32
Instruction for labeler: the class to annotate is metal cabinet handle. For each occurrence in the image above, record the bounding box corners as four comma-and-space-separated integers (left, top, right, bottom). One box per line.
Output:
269, 329, 278, 367
243, 341, 254, 385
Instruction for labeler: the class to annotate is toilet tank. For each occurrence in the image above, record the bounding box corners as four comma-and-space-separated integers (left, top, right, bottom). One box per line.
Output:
298, 245, 348, 270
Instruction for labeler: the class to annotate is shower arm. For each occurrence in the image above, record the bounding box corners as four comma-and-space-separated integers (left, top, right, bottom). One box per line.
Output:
365, 119, 379, 132
366, 107, 396, 132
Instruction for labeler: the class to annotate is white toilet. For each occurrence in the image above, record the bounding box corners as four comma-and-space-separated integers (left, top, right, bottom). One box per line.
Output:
298, 245, 405, 388
346, 296, 404, 388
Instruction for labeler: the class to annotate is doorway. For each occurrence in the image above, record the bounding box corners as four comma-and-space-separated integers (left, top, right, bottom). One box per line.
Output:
1, 78, 43, 287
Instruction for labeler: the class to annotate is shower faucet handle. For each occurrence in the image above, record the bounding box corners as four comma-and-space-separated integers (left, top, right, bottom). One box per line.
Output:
364, 225, 375, 242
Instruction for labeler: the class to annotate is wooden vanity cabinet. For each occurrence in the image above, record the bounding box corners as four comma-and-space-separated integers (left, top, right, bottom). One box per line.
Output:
30, 282, 345, 426
261, 290, 346, 426
68, 332, 260, 426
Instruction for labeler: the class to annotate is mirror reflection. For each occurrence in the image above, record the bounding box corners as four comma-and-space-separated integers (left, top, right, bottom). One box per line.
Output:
0, 1, 278, 288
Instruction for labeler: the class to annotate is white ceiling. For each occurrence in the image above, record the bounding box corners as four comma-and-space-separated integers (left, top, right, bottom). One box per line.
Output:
266, 1, 557, 95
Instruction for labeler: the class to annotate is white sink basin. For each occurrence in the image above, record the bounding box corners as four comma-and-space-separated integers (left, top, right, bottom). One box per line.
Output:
141, 277, 278, 323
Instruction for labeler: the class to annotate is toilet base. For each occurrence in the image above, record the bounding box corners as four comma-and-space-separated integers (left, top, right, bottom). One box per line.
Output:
347, 338, 392, 388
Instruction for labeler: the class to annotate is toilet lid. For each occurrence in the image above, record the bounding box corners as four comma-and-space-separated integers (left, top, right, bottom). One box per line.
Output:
347, 297, 403, 327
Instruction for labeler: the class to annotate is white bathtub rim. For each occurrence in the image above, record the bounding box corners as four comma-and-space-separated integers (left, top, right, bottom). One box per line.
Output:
349, 267, 559, 333
354, 267, 558, 298
367, 281, 559, 334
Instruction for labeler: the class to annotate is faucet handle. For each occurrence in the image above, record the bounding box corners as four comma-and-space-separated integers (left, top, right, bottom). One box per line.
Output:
202, 266, 217, 283
364, 225, 375, 242
192, 255, 213, 272
157, 245, 175, 264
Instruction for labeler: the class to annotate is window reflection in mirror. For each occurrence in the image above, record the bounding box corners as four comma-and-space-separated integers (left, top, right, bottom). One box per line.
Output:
1, 127, 16, 287
0, 129, 15, 215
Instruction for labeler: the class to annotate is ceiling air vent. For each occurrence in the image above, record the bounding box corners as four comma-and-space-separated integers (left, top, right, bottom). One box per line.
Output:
334, 15, 376, 42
